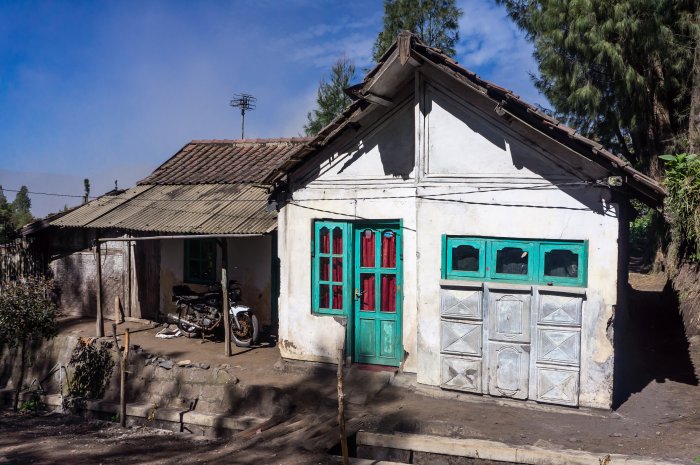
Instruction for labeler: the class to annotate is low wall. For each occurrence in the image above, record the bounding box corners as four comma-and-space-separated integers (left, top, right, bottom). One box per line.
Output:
0, 334, 287, 420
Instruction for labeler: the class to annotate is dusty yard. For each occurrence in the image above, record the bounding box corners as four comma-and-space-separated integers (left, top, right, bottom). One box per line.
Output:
0, 410, 333, 465
0, 272, 698, 464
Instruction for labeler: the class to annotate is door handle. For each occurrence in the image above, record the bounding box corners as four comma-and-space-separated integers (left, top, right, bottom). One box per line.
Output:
354, 288, 364, 300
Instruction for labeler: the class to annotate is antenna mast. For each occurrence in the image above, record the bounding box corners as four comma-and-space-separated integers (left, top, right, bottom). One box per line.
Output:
229, 93, 257, 139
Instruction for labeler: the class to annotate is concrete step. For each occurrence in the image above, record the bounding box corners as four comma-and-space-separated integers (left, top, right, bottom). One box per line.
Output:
356, 431, 685, 465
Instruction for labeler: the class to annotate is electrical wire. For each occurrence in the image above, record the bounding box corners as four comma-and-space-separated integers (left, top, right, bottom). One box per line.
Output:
0, 180, 601, 204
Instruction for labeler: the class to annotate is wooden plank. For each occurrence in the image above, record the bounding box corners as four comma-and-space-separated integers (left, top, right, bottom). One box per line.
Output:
220, 239, 231, 356
95, 240, 104, 337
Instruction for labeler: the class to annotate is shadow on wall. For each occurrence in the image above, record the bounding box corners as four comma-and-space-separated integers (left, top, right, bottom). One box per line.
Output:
612, 280, 698, 409
294, 103, 416, 191
423, 90, 610, 217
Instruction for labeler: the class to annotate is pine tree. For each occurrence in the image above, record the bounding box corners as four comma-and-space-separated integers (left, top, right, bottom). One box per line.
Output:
11, 186, 33, 228
304, 56, 356, 136
0, 186, 14, 243
496, 0, 698, 178
372, 0, 462, 62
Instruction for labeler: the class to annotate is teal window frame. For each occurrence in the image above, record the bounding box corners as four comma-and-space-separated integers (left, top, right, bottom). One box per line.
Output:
311, 221, 352, 316
443, 237, 486, 279
538, 242, 588, 287
184, 238, 217, 284
441, 235, 588, 288
489, 239, 536, 282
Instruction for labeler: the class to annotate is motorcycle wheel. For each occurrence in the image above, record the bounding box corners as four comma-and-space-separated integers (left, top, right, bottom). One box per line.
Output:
231, 313, 259, 347
177, 303, 200, 338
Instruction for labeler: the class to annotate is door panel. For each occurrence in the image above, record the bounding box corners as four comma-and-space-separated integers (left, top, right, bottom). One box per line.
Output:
441, 321, 482, 356
535, 366, 579, 406
488, 291, 531, 343
488, 342, 529, 399
441, 355, 482, 393
353, 226, 402, 366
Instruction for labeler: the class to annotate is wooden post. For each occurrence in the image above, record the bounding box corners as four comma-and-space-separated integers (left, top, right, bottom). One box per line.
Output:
220, 239, 231, 356
126, 239, 132, 318
337, 346, 349, 465
112, 323, 130, 427
96, 240, 104, 337
114, 295, 123, 324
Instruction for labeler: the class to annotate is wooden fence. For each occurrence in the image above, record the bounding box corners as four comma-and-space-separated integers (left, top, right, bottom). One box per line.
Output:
0, 239, 45, 283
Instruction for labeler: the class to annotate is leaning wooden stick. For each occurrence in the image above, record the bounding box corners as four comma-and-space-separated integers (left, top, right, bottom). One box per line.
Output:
337, 346, 349, 465
120, 328, 129, 427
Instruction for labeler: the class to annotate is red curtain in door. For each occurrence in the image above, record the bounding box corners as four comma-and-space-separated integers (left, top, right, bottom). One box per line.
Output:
332, 227, 343, 254
332, 285, 343, 309
361, 230, 375, 267
381, 275, 396, 312
332, 257, 343, 282
360, 274, 375, 310
319, 228, 330, 254
381, 232, 396, 268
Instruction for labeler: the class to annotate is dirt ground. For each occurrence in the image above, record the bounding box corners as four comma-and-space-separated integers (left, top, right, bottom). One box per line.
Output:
0, 272, 698, 464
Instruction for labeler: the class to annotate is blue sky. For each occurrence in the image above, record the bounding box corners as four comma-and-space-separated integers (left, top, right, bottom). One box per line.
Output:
0, 0, 544, 217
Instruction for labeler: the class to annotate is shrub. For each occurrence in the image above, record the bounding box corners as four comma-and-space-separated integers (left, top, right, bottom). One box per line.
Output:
660, 153, 700, 262
0, 277, 59, 410
65, 338, 114, 410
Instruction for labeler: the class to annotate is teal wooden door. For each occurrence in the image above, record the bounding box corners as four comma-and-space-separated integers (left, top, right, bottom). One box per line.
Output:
353, 225, 402, 366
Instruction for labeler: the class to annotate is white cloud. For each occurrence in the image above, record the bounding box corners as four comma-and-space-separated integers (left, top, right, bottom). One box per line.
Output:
455, 0, 546, 107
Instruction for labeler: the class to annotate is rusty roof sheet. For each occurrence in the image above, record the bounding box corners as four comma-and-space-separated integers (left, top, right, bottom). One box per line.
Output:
50, 184, 276, 235
139, 138, 310, 185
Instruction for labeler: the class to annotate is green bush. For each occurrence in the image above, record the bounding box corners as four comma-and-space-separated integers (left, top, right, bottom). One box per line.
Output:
660, 153, 700, 261
65, 338, 115, 411
19, 391, 43, 413
0, 277, 59, 410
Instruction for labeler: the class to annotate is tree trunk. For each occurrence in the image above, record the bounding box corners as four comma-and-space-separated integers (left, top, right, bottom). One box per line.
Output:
689, 21, 700, 154
13, 339, 26, 411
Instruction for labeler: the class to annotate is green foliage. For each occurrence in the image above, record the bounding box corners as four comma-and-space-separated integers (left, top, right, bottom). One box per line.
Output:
19, 391, 44, 413
629, 199, 654, 246
66, 338, 115, 401
497, 0, 698, 175
304, 56, 356, 136
373, 0, 462, 61
11, 186, 33, 228
660, 153, 700, 261
0, 277, 59, 349
0, 186, 15, 243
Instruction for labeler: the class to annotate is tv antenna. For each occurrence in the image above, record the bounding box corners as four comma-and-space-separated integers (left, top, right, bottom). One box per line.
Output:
229, 93, 257, 139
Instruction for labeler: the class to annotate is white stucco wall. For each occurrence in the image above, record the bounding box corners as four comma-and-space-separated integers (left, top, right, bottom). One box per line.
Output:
278, 77, 620, 408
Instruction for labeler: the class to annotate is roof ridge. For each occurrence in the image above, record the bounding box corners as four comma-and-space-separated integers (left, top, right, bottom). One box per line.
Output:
188, 137, 311, 145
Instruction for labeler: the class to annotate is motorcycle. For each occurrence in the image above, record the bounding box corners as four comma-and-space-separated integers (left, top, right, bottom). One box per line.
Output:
171, 280, 259, 347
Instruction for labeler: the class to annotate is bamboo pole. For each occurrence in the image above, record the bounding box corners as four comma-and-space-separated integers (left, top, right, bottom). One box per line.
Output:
120, 328, 130, 427
96, 240, 104, 337
220, 239, 231, 356
126, 238, 132, 318
337, 347, 349, 465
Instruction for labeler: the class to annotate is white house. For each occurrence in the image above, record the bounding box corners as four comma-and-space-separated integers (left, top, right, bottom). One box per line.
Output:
270, 33, 664, 409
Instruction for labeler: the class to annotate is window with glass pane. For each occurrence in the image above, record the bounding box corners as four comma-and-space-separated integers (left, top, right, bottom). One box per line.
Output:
313, 222, 349, 314
453, 245, 479, 272
490, 241, 534, 281
539, 243, 586, 286
184, 239, 216, 284
496, 247, 528, 275
544, 250, 578, 278
444, 237, 485, 279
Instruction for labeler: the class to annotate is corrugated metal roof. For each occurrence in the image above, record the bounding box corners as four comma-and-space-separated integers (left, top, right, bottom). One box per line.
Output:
50, 184, 276, 235
138, 138, 310, 185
